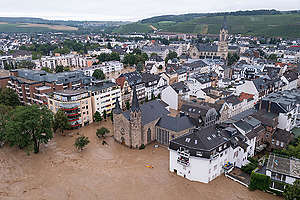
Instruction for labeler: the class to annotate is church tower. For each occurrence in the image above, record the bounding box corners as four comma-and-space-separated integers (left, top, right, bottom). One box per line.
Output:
129, 85, 142, 148
218, 16, 229, 60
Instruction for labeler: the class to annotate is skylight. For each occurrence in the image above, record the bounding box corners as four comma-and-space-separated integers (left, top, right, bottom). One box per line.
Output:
185, 138, 191, 143
207, 137, 211, 140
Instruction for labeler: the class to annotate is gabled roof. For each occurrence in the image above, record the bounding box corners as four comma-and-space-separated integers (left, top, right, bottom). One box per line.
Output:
123, 100, 170, 125
156, 115, 194, 132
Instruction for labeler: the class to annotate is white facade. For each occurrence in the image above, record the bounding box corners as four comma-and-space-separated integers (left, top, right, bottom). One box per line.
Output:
169, 145, 250, 183
91, 86, 122, 115
161, 86, 178, 110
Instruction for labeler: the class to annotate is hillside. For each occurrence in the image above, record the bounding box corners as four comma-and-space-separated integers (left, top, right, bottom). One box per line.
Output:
0, 17, 130, 33
114, 12, 300, 38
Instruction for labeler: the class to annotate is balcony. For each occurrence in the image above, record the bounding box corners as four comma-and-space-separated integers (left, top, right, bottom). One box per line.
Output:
177, 157, 190, 167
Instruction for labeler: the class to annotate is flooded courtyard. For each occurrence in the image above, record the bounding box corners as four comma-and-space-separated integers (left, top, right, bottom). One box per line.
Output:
0, 121, 281, 200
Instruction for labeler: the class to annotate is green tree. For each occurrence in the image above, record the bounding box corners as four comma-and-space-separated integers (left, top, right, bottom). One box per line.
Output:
110, 52, 120, 61
92, 69, 105, 80
103, 110, 107, 120
41, 67, 53, 73
136, 62, 144, 72
107, 42, 112, 49
283, 180, 300, 200
98, 53, 111, 62
268, 54, 278, 62
16, 60, 36, 69
0, 104, 12, 146
110, 112, 113, 122
165, 51, 178, 63
227, 53, 240, 66
93, 111, 103, 122
150, 53, 158, 57
32, 51, 42, 60
55, 65, 64, 73
126, 101, 130, 110
5, 105, 54, 154
96, 127, 110, 139
0, 88, 21, 107
53, 109, 70, 135
74, 136, 90, 151
133, 48, 142, 55
158, 65, 163, 70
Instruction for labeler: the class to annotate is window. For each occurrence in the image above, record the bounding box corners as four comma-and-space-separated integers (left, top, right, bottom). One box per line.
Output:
219, 146, 222, 151
185, 138, 191, 143
214, 165, 217, 170
280, 142, 284, 147
196, 151, 202, 156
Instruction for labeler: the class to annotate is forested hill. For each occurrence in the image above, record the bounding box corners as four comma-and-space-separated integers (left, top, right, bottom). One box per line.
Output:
113, 10, 300, 38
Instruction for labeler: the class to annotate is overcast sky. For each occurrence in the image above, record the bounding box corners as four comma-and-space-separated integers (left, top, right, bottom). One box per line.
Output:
1, 0, 299, 21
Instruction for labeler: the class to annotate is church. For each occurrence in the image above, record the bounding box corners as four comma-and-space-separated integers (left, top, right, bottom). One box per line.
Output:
113, 86, 195, 148
113, 86, 170, 148
189, 16, 229, 60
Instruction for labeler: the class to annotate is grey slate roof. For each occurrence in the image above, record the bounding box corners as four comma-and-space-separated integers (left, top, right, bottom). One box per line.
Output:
123, 100, 170, 125
156, 116, 194, 132
195, 44, 218, 52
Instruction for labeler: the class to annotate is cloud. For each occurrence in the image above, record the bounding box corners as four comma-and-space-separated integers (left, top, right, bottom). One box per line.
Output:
0, 0, 299, 21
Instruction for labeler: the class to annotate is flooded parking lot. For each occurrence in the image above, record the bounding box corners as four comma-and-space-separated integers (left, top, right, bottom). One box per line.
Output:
0, 121, 281, 200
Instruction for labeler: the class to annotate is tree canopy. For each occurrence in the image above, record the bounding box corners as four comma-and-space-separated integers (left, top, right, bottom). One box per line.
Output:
4, 105, 54, 153
92, 69, 106, 80
74, 136, 90, 151
227, 53, 240, 66
165, 51, 178, 63
0, 88, 21, 107
96, 127, 110, 139
283, 179, 300, 200
53, 109, 70, 135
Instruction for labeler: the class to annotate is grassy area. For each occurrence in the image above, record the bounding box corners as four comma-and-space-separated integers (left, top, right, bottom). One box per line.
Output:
113, 22, 152, 34
115, 14, 300, 38
0, 22, 77, 33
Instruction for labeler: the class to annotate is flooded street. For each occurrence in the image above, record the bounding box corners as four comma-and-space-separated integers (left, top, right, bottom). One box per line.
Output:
0, 121, 281, 200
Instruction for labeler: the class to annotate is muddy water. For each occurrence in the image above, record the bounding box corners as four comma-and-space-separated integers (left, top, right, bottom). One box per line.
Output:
0, 121, 281, 200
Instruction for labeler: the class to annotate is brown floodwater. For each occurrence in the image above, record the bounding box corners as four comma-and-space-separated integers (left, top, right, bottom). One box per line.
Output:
0, 121, 281, 200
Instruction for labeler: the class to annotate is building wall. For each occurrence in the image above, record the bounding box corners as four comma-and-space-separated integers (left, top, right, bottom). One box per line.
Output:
113, 113, 131, 147
162, 86, 178, 110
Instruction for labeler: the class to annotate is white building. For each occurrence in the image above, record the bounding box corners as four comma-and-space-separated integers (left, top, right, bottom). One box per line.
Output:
161, 82, 190, 110
87, 81, 122, 115
266, 154, 300, 192
169, 126, 255, 183
80, 61, 124, 77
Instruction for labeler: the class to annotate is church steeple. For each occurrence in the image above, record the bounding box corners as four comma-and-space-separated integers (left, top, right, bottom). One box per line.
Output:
131, 85, 140, 112
221, 16, 228, 31
113, 96, 122, 114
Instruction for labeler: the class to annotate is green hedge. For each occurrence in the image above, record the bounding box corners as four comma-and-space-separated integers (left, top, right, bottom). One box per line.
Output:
249, 172, 271, 191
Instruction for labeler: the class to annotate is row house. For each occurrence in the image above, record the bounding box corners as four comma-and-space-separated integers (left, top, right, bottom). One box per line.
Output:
116, 71, 145, 106
141, 72, 167, 100
235, 76, 284, 102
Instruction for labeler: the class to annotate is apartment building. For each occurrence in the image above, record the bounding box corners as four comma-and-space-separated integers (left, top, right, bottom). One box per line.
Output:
34, 54, 95, 70
169, 126, 257, 183
48, 89, 93, 128
7, 69, 93, 105
80, 61, 124, 76
87, 81, 122, 115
